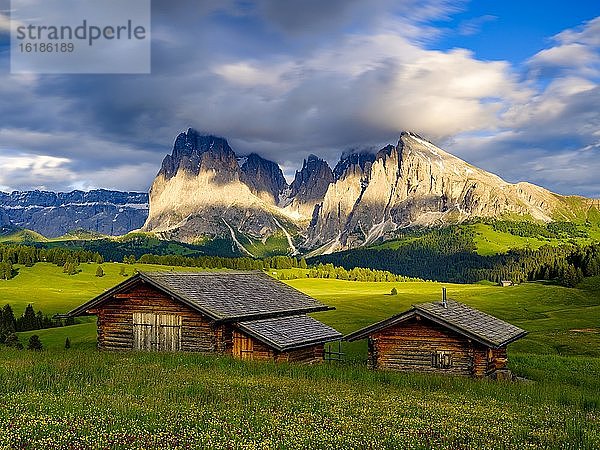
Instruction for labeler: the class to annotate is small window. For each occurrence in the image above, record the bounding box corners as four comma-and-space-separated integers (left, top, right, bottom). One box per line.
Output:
431, 351, 452, 369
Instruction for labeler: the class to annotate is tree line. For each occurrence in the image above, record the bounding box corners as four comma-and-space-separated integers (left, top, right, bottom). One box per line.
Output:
489, 220, 589, 240
2, 225, 599, 286
0, 243, 413, 284
0, 303, 69, 344
274, 264, 423, 282
312, 227, 600, 286
0, 245, 103, 280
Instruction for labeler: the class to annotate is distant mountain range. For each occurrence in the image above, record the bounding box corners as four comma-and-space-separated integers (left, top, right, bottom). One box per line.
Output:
0, 190, 148, 238
3, 128, 599, 255
142, 128, 599, 255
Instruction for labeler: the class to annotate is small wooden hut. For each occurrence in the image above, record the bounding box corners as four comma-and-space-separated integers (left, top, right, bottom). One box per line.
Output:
59, 271, 341, 363
345, 296, 527, 379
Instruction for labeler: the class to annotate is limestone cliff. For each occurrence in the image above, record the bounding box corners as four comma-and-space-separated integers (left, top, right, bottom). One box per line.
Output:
307, 132, 576, 253
142, 128, 598, 255
142, 129, 301, 252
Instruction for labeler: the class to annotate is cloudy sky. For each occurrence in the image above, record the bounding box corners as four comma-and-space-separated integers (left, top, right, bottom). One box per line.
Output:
0, 0, 599, 197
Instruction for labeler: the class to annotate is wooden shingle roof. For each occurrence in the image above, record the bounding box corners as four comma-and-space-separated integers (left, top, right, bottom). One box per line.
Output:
61, 271, 333, 322
345, 299, 527, 348
237, 314, 342, 351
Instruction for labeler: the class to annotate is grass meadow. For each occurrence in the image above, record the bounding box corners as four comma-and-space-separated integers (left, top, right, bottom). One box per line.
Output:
1, 263, 600, 448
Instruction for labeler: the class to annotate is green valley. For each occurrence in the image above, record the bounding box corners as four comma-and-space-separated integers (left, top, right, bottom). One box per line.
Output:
1, 261, 599, 448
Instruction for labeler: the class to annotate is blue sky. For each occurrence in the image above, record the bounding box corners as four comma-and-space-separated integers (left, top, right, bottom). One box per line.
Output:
432, 1, 600, 63
0, 0, 599, 197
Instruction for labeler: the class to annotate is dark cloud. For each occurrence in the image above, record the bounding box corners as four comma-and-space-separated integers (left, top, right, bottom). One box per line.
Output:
0, 1, 598, 197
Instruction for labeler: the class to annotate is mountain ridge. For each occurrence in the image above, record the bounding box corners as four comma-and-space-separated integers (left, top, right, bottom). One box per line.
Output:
3, 128, 597, 254
141, 128, 600, 255
0, 189, 148, 238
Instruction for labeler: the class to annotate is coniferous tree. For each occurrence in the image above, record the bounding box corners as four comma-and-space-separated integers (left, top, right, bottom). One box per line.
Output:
0, 304, 16, 341
95, 266, 104, 277
0, 261, 13, 280
64, 337, 71, 349
35, 311, 44, 330
27, 335, 43, 351
18, 304, 37, 332
63, 261, 80, 275
4, 332, 23, 349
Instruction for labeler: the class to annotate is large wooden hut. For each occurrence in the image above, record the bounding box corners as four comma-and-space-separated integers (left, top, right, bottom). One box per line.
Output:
60, 271, 341, 363
345, 295, 527, 379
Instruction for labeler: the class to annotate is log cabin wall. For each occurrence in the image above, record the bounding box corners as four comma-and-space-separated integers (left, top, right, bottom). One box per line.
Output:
215, 325, 234, 355
487, 347, 508, 374
89, 283, 216, 352
276, 345, 324, 363
368, 317, 478, 376
472, 346, 488, 378
231, 330, 324, 363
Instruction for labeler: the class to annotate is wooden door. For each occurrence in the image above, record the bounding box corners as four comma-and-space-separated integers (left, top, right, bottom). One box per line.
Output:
133, 312, 181, 351
158, 314, 182, 351
232, 330, 254, 359
133, 312, 155, 350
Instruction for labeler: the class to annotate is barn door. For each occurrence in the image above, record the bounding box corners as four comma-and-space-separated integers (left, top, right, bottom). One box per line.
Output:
133, 312, 155, 350
232, 330, 254, 359
158, 314, 182, 351
133, 313, 181, 351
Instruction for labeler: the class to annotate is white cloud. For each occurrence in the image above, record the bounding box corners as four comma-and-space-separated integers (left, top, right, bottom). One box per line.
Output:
0, 2, 598, 198
0, 11, 10, 32
0, 153, 75, 191
555, 16, 600, 47
213, 61, 296, 91
70, 163, 158, 192
457, 14, 497, 36
528, 17, 600, 78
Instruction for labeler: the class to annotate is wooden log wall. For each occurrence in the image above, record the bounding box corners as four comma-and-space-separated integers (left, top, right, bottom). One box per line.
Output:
368, 317, 511, 378
231, 330, 324, 363
89, 283, 216, 352
370, 317, 475, 376
276, 345, 324, 364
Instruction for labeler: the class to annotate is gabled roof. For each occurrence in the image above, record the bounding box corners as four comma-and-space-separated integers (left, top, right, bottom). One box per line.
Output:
345, 299, 527, 348
59, 271, 333, 322
236, 314, 342, 351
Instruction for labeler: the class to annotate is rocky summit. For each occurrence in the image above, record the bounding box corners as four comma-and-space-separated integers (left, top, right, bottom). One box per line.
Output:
142, 128, 599, 255
240, 153, 288, 204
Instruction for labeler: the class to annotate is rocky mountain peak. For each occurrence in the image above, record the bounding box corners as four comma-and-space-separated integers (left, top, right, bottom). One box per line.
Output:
240, 153, 288, 203
172, 128, 233, 158
289, 154, 333, 202
334, 150, 376, 181
160, 129, 238, 180
143, 128, 596, 255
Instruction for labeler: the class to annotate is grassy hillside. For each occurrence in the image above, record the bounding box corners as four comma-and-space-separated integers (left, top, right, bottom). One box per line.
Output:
0, 226, 48, 243
1, 263, 600, 447
1, 349, 598, 449
370, 221, 600, 256
0, 262, 210, 316
2, 263, 599, 360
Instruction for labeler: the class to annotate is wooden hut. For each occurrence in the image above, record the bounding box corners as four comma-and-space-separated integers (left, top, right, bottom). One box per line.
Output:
59, 271, 341, 363
345, 296, 527, 379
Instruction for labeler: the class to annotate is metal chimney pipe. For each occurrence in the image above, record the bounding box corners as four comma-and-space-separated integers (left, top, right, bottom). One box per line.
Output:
442, 287, 447, 308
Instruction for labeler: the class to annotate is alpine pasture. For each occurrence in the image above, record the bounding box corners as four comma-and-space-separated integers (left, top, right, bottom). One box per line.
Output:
1, 262, 599, 448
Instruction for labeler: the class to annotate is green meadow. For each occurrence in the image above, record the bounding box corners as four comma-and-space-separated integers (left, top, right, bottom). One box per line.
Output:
1, 262, 600, 448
